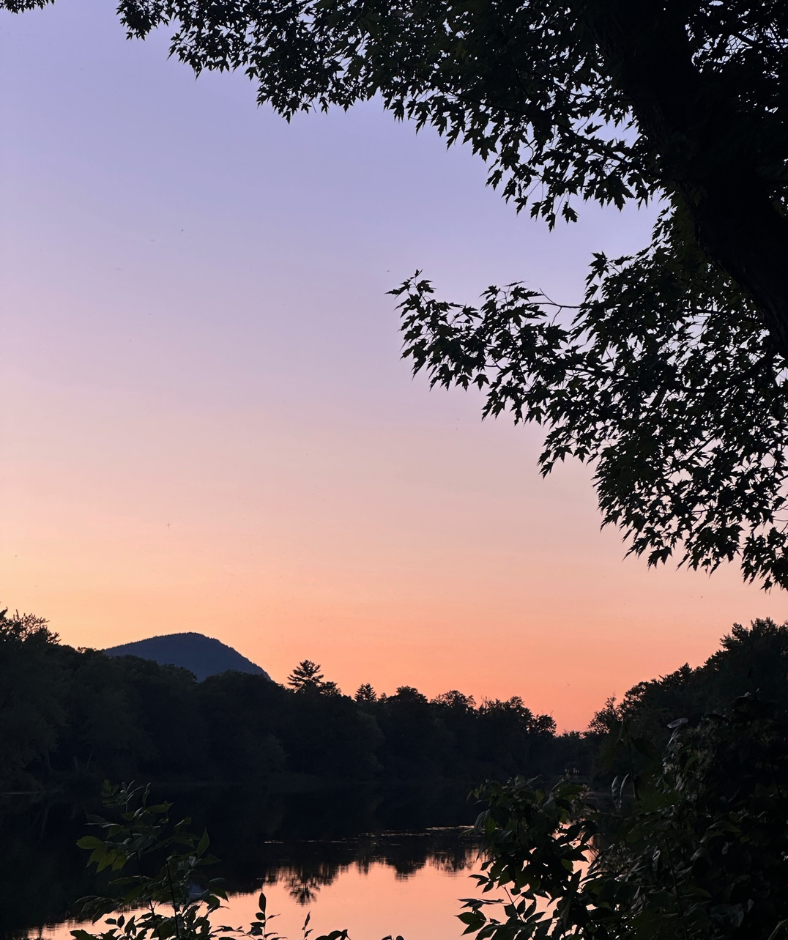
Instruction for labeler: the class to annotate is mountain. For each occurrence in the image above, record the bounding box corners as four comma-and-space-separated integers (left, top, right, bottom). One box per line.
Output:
104, 632, 272, 682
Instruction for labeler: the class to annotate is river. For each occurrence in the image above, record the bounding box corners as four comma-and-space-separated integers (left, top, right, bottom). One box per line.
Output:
1, 783, 488, 940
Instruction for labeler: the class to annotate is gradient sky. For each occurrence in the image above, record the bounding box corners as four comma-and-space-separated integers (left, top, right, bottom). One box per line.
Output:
2, 0, 784, 730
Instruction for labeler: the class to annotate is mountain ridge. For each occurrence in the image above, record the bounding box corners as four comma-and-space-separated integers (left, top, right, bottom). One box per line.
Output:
104, 632, 272, 682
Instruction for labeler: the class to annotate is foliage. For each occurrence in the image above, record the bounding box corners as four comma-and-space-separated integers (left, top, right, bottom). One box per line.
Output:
7, 612, 788, 938
286, 661, 342, 698
286, 661, 325, 693
0, 609, 67, 782
71, 783, 332, 940
3, 0, 788, 585
68, 693, 788, 940
463, 694, 788, 940
588, 617, 788, 778
5, 609, 788, 796
0, 610, 568, 792
395, 208, 788, 589
71, 782, 226, 940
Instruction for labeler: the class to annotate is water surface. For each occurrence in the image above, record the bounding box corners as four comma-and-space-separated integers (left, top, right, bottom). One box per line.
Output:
2, 784, 487, 940
40, 832, 483, 940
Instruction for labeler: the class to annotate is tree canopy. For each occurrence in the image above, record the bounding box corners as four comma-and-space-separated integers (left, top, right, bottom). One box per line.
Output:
0, 609, 566, 791
468, 693, 788, 940
4, 0, 788, 585
286, 659, 325, 692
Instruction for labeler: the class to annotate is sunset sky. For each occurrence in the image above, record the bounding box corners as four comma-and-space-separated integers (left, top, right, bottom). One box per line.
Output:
2, 0, 784, 730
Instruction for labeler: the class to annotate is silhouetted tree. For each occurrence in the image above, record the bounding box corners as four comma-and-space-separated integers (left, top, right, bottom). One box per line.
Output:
0, 610, 65, 784
286, 660, 324, 692
587, 618, 788, 783
468, 693, 788, 940
13, 609, 786, 795
433, 690, 476, 711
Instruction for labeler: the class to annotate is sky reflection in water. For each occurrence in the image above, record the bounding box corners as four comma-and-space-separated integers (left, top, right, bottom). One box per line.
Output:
40, 835, 483, 940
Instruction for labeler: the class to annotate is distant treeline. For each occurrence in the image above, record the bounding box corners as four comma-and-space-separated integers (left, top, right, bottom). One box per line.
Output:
2, 609, 788, 793
0, 610, 587, 791
588, 617, 788, 780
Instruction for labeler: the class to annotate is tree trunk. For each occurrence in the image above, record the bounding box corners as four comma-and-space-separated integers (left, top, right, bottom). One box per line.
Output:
693, 184, 788, 358
581, 0, 788, 360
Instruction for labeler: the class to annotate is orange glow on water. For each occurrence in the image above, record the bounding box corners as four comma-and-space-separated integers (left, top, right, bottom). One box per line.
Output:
42, 858, 487, 940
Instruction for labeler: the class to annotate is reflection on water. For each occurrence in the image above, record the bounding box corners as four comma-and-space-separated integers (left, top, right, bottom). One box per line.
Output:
257, 829, 479, 906
226, 850, 484, 940
1, 784, 486, 940
48, 833, 482, 940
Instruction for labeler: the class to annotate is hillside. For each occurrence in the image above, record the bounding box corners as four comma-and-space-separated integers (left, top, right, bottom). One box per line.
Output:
104, 632, 272, 681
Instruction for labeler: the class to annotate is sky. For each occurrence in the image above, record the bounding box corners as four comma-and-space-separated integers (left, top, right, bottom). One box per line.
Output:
1, 0, 784, 730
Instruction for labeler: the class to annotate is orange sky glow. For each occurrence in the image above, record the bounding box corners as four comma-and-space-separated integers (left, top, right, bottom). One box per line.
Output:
2, 0, 785, 732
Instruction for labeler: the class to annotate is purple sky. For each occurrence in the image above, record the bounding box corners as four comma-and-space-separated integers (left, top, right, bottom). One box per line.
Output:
2, 0, 782, 728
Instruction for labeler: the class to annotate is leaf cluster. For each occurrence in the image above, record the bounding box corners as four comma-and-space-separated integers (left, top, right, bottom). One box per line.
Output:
462, 694, 788, 939
72, 781, 226, 940
395, 206, 788, 588
105, 0, 651, 227
72, 784, 412, 940
3, 0, 786, 228
72, 783, 328, 940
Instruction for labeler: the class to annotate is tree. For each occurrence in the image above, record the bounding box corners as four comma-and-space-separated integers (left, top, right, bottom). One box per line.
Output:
432, 690, 476, 711
355, 683, 377, 703
0, 609, 66, 785
286, 659, 325, 692
4, 0, 788, 586
586, 618, 788, 784
465, 693, 788, 940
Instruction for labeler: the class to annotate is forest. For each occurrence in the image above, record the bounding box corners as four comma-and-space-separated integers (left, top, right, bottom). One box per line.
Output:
3, 608, 787, 796
5, 610, 787, 940
0, 609, 577, 791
